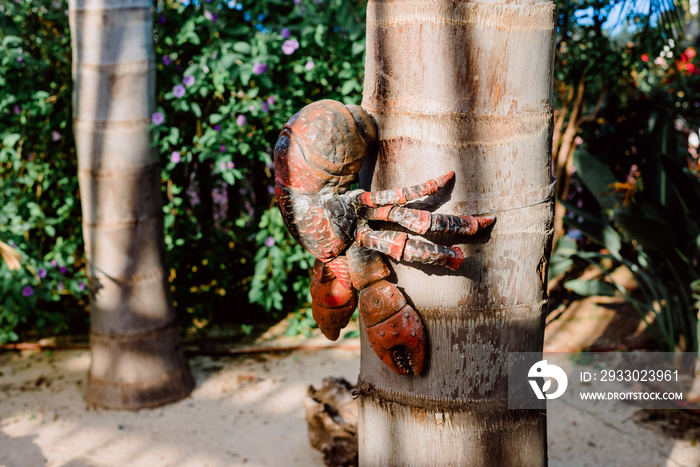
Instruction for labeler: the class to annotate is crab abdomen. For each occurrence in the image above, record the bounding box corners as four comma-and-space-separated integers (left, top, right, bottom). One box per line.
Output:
275, 186, 355, 262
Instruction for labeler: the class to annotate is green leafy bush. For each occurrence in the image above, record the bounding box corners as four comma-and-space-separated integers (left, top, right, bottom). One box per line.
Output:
0, 0, 367, 341
554, 105, 700, 351
547, 2, 700, 352
151, 0, 366, 329
0, 1, 89, 343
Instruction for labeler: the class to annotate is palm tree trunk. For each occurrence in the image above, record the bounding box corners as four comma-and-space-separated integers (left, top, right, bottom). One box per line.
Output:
69, 0, 194, 410
358, 1, 556, 464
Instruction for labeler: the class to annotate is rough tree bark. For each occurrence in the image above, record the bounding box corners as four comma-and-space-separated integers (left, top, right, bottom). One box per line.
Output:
69, 0, 194, 409
357, 1, 556, 465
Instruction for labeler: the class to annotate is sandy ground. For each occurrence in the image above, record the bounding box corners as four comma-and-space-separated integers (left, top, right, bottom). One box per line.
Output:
2, 310, 700, 467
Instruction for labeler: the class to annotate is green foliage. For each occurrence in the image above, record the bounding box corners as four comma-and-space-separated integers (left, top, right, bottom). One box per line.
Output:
0, 0, 367, 340
151, 0, 366, 331
554, 0, 639, 111
555, 109, 700, 351
0, 1, 89, 343
549, 1, 700, 352
248, 207, 314, 313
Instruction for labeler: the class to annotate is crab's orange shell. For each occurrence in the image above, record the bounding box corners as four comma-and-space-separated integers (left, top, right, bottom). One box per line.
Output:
274, 100, 377, 195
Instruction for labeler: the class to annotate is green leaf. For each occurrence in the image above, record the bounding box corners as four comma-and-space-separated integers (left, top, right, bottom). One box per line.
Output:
645, 111, 678, 208
548, 258, 574, 280
240, 67, 253, 86
219, 53, 238, 70
191, 102, 202, 118
351, 41, 365, 55
221, 170, 236, 185
548, 236, 577, 279
559, 200, 622, 259
314, 24, 326, 47
233, 42, 251, 54
168, 127, 180, 145
340, 80, 356, 96
660, 155, 700, 222
573, 149, 621, 211
2, 35, 21, 47
613, 211, 676, 254
184, 64, 199, 77
564, 279, 616, 297
2, 133, 21, 148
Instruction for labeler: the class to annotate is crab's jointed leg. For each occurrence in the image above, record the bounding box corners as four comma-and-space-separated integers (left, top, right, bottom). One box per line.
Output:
356, 227, 465, 270
361, 205, 494, 236
355, 171, 455, 207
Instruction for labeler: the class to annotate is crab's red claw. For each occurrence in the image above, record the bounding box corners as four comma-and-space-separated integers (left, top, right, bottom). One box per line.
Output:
310, 259, 357, 340
358, 280, 426, 375
365, 305, 426, 376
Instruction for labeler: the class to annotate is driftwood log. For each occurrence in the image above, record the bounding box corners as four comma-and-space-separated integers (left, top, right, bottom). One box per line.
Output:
304, 377, 359, 467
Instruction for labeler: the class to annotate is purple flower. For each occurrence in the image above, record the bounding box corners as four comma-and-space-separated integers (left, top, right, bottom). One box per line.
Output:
214, 124, 221, 131
228, 161, 234, 168
159, 15, 165, 24
281, 28, 291, 39
203, 10, 217, 22
17, 56, 22, 63
219, 145, 226, 152
305, 60, 315, 70
22, 286, 33, 297
151, 112, 165, 125
78, 281, 85, 291
173, 84, 186, 98
171, 151, 181, 163
264, 236, 275, 247
183, 75, 195, 87
57, 282, 63, 292
52, 131, 61, 141
60, 266, 67, 275
267, 96, 275, 106
294, 0, 301, 4
236, 115, 247, 126
252, 63, 267, 75
566, 229, 583, 241
13, 105, 20, 115
38, 269, 47, 279
262, 102, 269, 113
221, 161, 227, 171
163, 56, 172, 66
281, 39, 299, 55
51, 260, 57, 267
249, 105, 255, 112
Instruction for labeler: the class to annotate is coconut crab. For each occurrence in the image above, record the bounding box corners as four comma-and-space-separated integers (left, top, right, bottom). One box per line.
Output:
274, 100, 493, 375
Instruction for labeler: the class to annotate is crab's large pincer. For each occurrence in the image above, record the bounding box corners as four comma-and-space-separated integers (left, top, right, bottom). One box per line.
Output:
310, 260, 357, 341
359, 280, 426, 375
